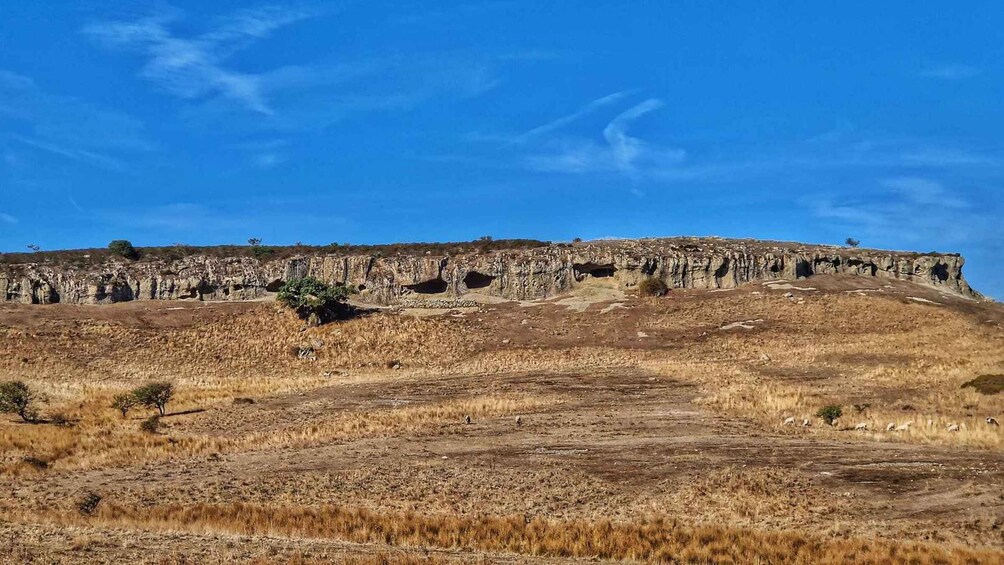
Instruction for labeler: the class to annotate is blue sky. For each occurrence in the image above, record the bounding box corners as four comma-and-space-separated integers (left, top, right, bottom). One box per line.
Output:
1, 2, 1003, 298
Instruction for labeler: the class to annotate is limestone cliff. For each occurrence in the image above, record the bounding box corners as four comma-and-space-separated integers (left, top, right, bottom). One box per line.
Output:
0, 237, 977, 305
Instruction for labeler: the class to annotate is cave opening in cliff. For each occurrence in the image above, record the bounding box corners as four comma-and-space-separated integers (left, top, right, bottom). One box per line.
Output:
197, 281, 216, 297
931, 263, 949, 282
463, 271, 495, 289
357, 284, 367, 291
573, 263, 617, 279
265, 279, 284, 292
714, 259, 730, 280
405, 278, 448, 294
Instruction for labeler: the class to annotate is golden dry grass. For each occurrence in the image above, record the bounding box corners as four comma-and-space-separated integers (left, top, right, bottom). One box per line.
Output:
27, 501, 1000, 565
1, 393, 555, 473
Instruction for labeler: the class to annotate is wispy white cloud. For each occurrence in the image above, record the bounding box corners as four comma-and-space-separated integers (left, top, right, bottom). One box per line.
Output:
809, 175, 985, 245
919, 64, 981, 80
11, 135, 126, 171
84, 6, 314, 114
516, 91, 634, 142
603, 98, 666, 173
0, 69, 150, 171
0, 212, 17, 225
177, 54, 507, 133
880, 177, 967, 208
523, 96, 685, 176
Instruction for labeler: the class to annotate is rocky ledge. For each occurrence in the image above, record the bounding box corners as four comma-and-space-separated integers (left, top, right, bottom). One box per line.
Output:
0, 237, 977, 305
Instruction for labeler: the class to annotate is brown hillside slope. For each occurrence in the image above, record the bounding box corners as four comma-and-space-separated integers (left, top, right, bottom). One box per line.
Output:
1, 273, 1002, 563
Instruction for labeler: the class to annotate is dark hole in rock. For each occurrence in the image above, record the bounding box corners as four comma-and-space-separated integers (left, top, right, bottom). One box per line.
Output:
642, 261, 659, 276
463, 271, 495, 289
714, 259, 730, 279
197, 281, 216, 296
265, 279, 284, 292
931, 263, 949, 282
574, 263, 617, 279
405, 278, 448, 294
795, 261, 812, 279
769, 263, 781, 273
358, 284, 367, 291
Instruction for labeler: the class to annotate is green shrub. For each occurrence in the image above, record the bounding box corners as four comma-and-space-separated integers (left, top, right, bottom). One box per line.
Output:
845, 237, 860, 248
132, 382, 173, 416
0, 381, 39, 423
140, 415, 161, 434
111, 392, 138, 417
252, 245, 275, 259
816, 404, 843, 425
277, 277, 352, 325
108, 240, 139, 260
638, 277, 669, 297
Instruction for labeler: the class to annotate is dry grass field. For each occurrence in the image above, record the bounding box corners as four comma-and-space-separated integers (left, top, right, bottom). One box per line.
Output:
1, 274, 1003, 563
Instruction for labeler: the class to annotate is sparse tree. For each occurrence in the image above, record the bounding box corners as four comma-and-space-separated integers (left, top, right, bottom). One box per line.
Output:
111, 392, 138, 418
247, 238, 262, 247
108, 240, 139, 260
277, 277, 352, 325
845, 237, 860, 248
132, 382, 173, 416
0, 381, 39, 423
26, 244, 40, 252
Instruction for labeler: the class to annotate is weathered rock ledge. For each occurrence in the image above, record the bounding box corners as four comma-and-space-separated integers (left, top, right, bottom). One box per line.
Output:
0, 237, 977, 305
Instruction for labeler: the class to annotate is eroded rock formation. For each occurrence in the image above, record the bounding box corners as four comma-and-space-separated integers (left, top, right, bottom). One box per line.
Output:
0, 237, 977, 305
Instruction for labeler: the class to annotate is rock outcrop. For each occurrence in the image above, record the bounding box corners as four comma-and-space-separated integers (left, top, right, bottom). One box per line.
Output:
0, 237, 977, 305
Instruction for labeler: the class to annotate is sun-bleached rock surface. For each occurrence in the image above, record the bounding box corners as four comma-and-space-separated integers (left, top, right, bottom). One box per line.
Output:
0, 237, 976, 305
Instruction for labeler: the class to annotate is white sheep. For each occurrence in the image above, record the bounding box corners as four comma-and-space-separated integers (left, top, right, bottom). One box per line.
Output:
783, 416, 796, 425
987, 417, 1000, 427
895, 422, 911, 432
854, 422, 868, 431
947, 423, 960, 432
801, 418, 811, 427
886, 423, 896, 431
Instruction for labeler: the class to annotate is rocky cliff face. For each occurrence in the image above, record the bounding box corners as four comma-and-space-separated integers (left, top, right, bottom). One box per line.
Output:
0, 237, 977, 305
